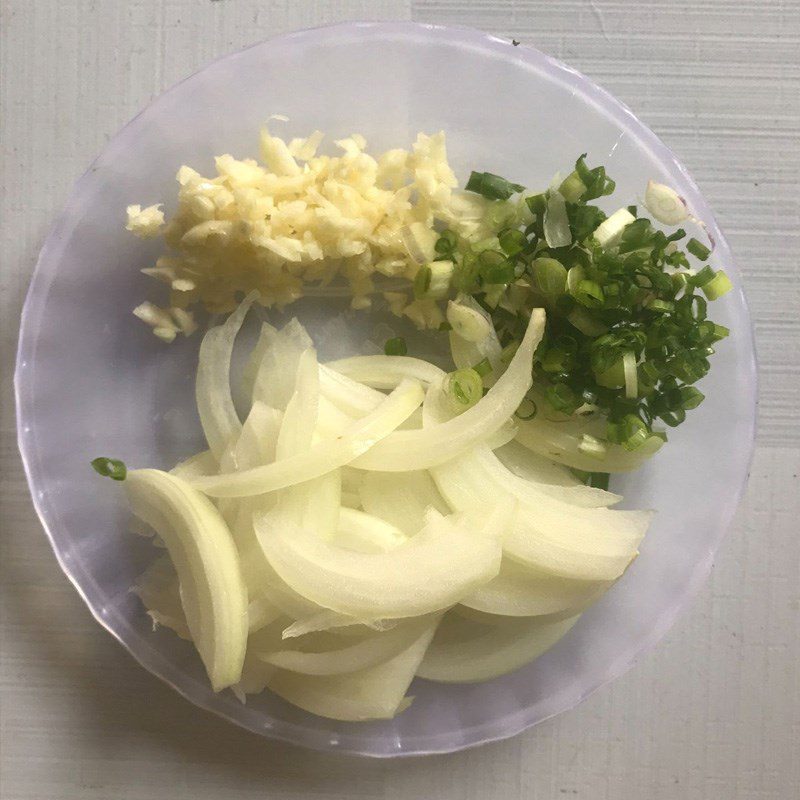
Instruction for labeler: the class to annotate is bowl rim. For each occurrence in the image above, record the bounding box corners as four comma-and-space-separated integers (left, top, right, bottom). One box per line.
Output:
15, 19, 758, 758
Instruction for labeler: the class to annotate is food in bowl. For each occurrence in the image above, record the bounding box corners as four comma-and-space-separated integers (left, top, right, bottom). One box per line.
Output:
91, 123, 732, 721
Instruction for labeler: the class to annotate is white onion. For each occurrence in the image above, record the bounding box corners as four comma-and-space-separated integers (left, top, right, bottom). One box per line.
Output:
334, 506, 409, 552
350, 309, 545, 471
125, 469, 248, 691
190, 380, 424, 497
195, 291, 258, 459
259, 618, 432, 676
266, 621, 436, 721
358, 470, 450, 536
254, 507, 504, 619
326, 355, 445, 390
461, 558, 609, 617
416, 612, 578, 683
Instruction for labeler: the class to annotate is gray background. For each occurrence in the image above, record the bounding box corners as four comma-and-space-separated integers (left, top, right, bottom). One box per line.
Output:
1, 1, 798, 798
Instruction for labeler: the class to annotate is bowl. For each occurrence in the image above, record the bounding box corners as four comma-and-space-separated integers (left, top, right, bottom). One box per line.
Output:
15, 21, 757, 757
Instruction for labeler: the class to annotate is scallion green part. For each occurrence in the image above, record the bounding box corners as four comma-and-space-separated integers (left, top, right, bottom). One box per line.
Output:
446, 153, 733, 443
413, 265, 432, 299
686, 237, 711, 260
701, 270, 733, 300
465, 171, 525, 201
91, 457, 127, 481
472, 357, 493, 378
384, 337, 407, 356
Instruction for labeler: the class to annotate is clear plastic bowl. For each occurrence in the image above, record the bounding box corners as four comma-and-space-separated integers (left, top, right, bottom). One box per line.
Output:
15, 22, 757, 757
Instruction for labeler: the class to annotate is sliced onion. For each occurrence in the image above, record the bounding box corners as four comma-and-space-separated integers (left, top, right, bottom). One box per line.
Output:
258, 618, 432, 676
252, 318, 313, 410
190, 380, 424, 497
229, 402, 282, 473
275, 347, 319, 459
334, 506, 409, 552
461, 558, 609, 617
132, 554, 191, 639
318, 363, 385, 417
495, 441, 581, 487
247, 595, 282, 634
170, 449, 217, 480
515, 411, 663, 473
231, 621, 284, 699
254, 506, 504, 619
195, 292, 258, 459
125, 469, 248, 691
350, 309, 545, 471
479, 443, 619, 509
280, 612, 395, 640
416, 611, 578, 683
266, 620, 436, 721
431, 445, 649, 580
326, 355, 445, 390
358, 470, 450, 536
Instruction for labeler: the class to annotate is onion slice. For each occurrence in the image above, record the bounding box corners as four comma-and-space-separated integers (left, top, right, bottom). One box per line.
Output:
195, 292, 258, 459
326, 355, 445, 390
461, 558, 609, 617
125, 469, 248, 691
266, 620, 437, 721
358, 470, 450, 536
189, 379, 424, 497
351, 308, 545, 471
417, 612, 579, 683
254, 506, 505, 619
258, 618, 433, 676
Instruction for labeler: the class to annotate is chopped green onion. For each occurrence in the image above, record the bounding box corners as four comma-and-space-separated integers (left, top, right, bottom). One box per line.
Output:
558, 171, 587, 202
622, 351, 638, 399
445, 368, 483, 412
498, 228, 527, 256
435, 229, 458, 256
541, 347, 573, 373
545, 382, 580, 414
574, 154, 615, 200
566, 265, 584, 296
500, 341, 520, 364
588, 471, 610, 490
465, 171, 525, 201
515, 396, 538, 420
479, 250, 515, 284
525, 193, 547, 216
574, 279, 604, 308
91, 457, 127, 481
472, 357, 492, 378
532, 257, 567, 301
701, 270, 733, 300
647, 299, 675, 313
692, 265, 716, 287
607, 414, 650, 451
413, 265, 432, 299
438, 321, 453, 332
686, 237, 711, 260
567, 307, 608, 337
384, 337, 407, 356
679, 386, 705, 409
